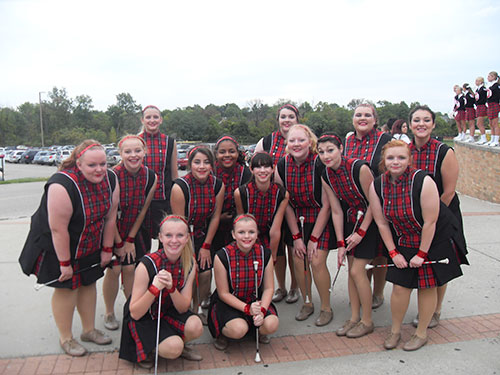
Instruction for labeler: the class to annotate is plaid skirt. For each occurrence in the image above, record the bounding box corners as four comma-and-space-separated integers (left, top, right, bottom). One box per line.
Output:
454, 110, 465, 122
465, 107, 476, 121
386, 239, 463, 289
487, 102, 500, 120
344, 220, 378, 259
476, 104, 487, 118
284, 219, 335, 250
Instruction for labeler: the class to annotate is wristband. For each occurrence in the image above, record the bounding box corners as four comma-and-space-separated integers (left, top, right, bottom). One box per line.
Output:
115, 241, 124, 249
292, 232, 302, 241
356, 228, 367, 238
416, 250, 428, 259
59, 259, 71, 267
102, 246, 113, 253
201, 242, 211, 250
336, 240, 345, 248
244, 303, 251, 316
148, 284, 161, 298
389, 249, 400, 259
166, 285, 177, 294
260, 306, 267, 315
125, 236, 135, 243
309, 235, 319, 243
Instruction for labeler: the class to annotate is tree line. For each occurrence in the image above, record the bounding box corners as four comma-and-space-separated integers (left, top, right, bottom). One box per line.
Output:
0, 87, 458, 147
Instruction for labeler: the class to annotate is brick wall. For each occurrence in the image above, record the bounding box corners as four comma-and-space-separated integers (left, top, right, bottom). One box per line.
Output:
455, 141, 500, 203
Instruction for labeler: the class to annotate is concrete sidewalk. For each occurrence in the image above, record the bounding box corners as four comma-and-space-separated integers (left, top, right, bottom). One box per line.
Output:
1, 194, 499, 374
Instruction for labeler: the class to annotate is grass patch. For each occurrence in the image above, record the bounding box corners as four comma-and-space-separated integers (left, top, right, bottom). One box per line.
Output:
0, 177, 48, 185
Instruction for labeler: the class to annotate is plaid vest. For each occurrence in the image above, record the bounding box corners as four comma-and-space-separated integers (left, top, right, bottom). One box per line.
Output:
139, 131, 172, 200
409, 138, 448, 196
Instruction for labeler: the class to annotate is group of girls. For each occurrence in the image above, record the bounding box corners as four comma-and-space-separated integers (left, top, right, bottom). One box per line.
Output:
20, 102, 468, 367
453, 71, 500, 146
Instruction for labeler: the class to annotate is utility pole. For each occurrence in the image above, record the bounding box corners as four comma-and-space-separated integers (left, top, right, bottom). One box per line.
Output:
39, 91, 45, 147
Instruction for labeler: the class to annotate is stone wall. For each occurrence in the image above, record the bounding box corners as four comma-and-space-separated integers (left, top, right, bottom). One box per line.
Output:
455, 141, 500, 203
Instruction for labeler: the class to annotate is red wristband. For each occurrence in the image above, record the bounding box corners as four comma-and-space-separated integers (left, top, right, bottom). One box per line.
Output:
148, 284, 161, 298
389, 249, 400, 259
336, 240, 345, 248
260, 306, 267, 315
201, 242, 211, 250
166, 285, 176, 294
59, 259, 71, 267
416, 250, 428, 259
292, 232, 302, 241
102, 246, 113, 253
309, 235, 319, 243
125, 236, 135, 243
115, 241, 124, 249
356, 228, 367, 238
244, 303, 251, 316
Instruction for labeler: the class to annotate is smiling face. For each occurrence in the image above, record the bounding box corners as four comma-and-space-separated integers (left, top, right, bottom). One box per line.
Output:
141, 107, 162, 134
286, 126, 311, 161
409, 109, 435, 141
158, 220, 189, 261
353, 106, 376, 136
251, 163, 274, 185
216, 140, 239, 169
77, 148, 107, 184
384, 146, 411, 179
190, 151, 212, 182
401, 122, 408, 134
278, 108, 299, 137
119, 138, 146, 173
232, 218, 258, 253
317, 141, 342, 170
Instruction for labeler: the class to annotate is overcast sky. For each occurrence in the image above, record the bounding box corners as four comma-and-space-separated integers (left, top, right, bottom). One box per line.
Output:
1, 0, 499, 115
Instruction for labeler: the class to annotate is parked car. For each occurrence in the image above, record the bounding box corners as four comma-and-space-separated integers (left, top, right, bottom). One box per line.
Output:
106, 149, 121, 166
177, 150, 188, 170
21, 149, 40, 164
34, 151, 48, 164
56, 150, 71, 165
39, 151, 57, 165
9, 150, 25, 163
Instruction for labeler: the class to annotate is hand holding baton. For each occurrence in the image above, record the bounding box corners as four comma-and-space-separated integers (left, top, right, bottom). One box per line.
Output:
365, 258, 449, 270
34, 255, 117, 291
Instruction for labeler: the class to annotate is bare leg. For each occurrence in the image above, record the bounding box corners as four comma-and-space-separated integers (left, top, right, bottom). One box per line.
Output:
274, 255, 287, 291
372, 256, 387, 300
310, 250, 331, 311
103, 266, 121, 316
415, 287, 437, 338
259, 315, 279, 335
183, 315, 204, 342
52, 288, 78, 342
435, 284, 447, 314
158, 335, 184, 359
222, 318, 249, 340
476, 116, 486, 135
390, 285, 412, 334
76, 283, 97, 334
346, 256, 360, 322
121, 265, 135, 300
293, 253, 312, 306
198, 270, 212, 304
468, 120, 476, 138
350, 257, 373, 325
287, 246, 298, 289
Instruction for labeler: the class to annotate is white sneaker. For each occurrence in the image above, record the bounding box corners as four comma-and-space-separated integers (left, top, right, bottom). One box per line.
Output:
476, 138, 487, 145
489, 142, 499, 147
453, 134, 462, 141
465, 136, 475, 142
484, 140, 492, 146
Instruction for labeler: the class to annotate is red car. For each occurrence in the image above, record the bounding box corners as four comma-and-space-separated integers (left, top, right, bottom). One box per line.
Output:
177, 150, 188, 170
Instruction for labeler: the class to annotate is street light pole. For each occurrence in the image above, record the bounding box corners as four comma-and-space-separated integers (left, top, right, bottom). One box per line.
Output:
39, 91, 45, 147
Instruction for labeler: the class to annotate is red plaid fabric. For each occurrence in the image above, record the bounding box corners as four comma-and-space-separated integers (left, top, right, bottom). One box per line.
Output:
145, 250, 188, 319
178, 173, 217, 237
114, 164, 150, 239
417, 262, 437, 289
454, 110, 465, 122
139, 132, 168, 200
283, 153, 321, 224
487, 102, 500, 120
266, 131, 287, 166
215, 163, 246, 213
476, 104, 487, 117
60, 167, 112, 259
465, 107, 476, 121
324, 158, 368, 224
223, 242, 265, 303
380, 168, 422, 248
128, 320, 146, 361
344, 128, 385, 169
409, 138, 443, 178
244, 181, 282, 248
